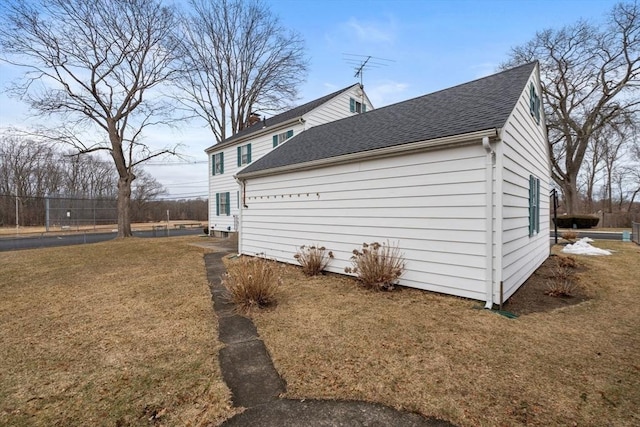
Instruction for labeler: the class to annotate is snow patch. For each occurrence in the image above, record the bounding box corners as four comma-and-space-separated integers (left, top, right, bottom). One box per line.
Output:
562, 238, 611, 256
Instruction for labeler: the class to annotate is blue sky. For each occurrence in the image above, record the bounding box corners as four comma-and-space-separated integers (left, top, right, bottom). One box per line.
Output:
0, 0, 619, 198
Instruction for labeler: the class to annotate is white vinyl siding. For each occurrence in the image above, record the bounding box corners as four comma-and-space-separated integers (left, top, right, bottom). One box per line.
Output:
500, 68, 550, 300
304, 86, 373, 129
240, 145, 490, 301
207, 84, 374, 233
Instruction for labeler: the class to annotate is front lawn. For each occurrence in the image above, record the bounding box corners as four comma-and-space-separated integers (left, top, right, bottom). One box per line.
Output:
0, 237, 235, 426
248, 241, 640, 426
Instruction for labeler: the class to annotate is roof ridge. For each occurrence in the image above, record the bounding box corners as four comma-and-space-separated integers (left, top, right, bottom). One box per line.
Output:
205, 83, 361, 151
238, 62, 538, 177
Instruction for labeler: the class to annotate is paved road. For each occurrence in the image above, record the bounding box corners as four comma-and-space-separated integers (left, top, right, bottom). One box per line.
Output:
0, 228, 203, 252
550, 231, 630, 241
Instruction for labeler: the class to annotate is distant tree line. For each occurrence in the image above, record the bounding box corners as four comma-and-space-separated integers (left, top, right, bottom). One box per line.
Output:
0, 132, 206, 227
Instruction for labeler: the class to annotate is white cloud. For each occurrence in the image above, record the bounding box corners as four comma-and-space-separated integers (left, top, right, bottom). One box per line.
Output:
344, 17, 396, 43
364, 80, 409, 108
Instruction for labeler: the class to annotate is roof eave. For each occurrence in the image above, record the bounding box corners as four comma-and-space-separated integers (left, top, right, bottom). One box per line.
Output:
204, 116, 303, 154
237, 128, 501, 180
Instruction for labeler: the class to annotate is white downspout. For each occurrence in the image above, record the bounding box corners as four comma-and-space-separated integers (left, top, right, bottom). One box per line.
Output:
482, 136, 495, 309
235, 177, 245, 255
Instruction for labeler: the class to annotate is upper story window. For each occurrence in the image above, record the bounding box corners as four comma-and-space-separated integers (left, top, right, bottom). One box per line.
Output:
212, 152, 224, 175
529, 82, 541, 125
237, 143, 252, 166
273, 129, 294, 147
350, 97, 366, 114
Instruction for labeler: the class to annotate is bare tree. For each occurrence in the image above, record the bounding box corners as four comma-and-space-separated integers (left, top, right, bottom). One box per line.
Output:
131, 169, 166, 221
174, 0, 308, 143
503, 2, 640, 214
0, 0, 180, 237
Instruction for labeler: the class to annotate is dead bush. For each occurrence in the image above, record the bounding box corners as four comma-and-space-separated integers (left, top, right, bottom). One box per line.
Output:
561, 230, 579, 242
557, 255, 578, 269
223, 255, 281, 312
545, 264, 578, 297
294, 244, 334, 276
344, 241, 405, 291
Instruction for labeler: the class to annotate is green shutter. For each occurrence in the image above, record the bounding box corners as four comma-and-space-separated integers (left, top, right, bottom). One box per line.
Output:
220, 152, 224, 174
535, 177, 540, 233
528, 175, 534, 236
362, 104, 367, 113
273, 135, 278, 147
350, 97, 355, 112
287, 129, 293, 138
216, 193, 220, 216
225, 192, 230, 215
212, 154, 216, 175
237, 146, 241, 166
247, 143, 251, 163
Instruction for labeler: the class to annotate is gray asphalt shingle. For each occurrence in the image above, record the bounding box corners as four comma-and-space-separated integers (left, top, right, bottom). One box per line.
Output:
238, 62, 537, 177
205, 84, 360, 152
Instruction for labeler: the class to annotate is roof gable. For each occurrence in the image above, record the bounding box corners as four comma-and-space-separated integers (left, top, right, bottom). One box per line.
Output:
204, 83, 361, 152
238, 62, 538, 177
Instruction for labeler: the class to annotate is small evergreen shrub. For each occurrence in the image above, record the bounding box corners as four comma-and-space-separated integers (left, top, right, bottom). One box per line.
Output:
293, 245, 334, 276
223, 255, 281, 312
344, 241, 405, 291
554, 215, 599, 229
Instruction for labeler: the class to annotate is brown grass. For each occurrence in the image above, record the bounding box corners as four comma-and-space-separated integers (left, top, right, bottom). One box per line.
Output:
0, 237, 235, 426
250, 241, 640, 426
0, 221, 204, 236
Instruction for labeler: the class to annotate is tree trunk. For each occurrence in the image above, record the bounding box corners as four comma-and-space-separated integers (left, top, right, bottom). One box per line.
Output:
116, 175, 133, 238
561, 176, 580, 215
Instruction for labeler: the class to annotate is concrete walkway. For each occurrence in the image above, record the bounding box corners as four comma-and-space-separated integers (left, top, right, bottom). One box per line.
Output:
204, 246, 456, 427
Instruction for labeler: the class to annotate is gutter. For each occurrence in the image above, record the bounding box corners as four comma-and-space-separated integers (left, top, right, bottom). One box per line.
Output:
482, 136, 495, 309
238, 128, 500, 180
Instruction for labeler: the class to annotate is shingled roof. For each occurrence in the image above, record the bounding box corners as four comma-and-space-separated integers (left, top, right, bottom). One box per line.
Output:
205, 83, 361, 152
237, 62, 537, 177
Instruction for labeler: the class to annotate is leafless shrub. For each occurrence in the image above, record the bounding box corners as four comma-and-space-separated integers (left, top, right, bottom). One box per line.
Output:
545, 264, 578, 297
561, 230, 579, 242
344, 241, 405, 291
223, 255, 281, 312
557, 255, 578, 269
294, 244, 334, 276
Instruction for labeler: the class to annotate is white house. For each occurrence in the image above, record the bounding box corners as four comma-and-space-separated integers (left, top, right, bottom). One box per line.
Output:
204, 84, 373, 234
235, 62, 550, 307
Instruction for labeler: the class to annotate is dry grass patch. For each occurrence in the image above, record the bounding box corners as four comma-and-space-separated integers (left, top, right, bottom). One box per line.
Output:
249, 241, 640, 426
0, 237, 235, 426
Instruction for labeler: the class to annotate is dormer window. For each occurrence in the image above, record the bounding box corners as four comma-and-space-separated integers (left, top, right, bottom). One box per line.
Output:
273, 129, 294, 147
350, 97, 366, 114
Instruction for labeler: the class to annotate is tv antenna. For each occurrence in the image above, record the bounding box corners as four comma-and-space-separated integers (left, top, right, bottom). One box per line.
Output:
343, 53, 394, 87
